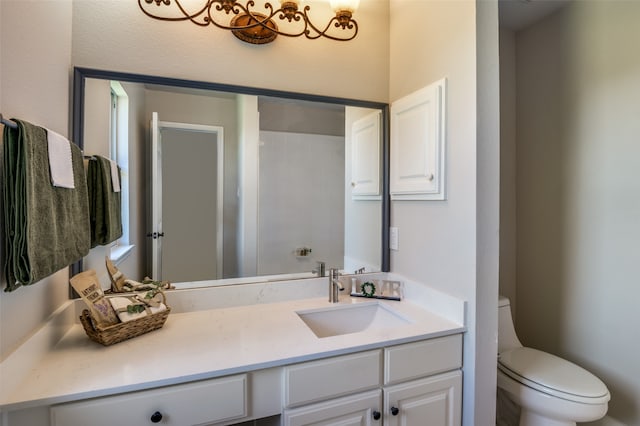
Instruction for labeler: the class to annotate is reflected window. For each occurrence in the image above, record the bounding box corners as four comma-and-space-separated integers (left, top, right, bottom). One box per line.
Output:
109, 82, 132, 262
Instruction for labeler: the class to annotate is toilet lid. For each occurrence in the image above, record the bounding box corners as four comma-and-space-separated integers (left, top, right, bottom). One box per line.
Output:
498, 347, 610, 404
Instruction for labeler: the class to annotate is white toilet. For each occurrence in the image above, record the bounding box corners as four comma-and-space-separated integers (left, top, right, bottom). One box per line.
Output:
497, 296, 610, 426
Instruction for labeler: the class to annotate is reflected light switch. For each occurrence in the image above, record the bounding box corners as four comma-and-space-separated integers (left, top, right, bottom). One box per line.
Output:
390, 227, 399, 251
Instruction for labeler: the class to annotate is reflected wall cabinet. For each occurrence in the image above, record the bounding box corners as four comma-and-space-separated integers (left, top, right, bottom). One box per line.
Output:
351, 110, 382, 199
390, 78, 447, 201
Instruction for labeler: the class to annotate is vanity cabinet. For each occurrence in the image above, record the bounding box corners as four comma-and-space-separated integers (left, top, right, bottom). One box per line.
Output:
283, 334, 462, 426
43, 335, 461, 426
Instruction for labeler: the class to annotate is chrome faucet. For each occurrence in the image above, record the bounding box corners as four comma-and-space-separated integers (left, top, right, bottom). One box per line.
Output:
328, 268, 344, 303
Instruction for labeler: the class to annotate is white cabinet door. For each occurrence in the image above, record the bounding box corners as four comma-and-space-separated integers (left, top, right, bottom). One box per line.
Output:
283, 389, 382, 426
383, 370, 461, 426
390, 78, 446, 200
351, 110, 382, 199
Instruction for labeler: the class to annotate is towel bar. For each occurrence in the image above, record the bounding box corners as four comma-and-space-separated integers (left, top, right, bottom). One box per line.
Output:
0, 113, 18, 129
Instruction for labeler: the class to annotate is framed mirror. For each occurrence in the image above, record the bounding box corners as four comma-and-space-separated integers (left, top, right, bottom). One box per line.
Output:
72, 67, 389, 290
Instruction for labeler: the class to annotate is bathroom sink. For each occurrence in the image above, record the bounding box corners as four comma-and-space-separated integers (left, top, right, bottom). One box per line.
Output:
296, 302, 412, 338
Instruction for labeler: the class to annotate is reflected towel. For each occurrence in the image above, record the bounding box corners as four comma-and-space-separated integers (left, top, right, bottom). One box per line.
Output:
87, 155, 122, 247
46, 128, 75, 188
108, 158, 120, 192
109, 296, 167, 323
3, 119, 91, 291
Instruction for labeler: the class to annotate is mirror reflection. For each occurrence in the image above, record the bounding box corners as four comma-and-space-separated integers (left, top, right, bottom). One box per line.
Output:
76, 69, 388, 289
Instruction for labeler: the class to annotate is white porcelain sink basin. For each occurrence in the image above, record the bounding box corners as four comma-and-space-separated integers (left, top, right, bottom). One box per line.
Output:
296, 302, 412, 338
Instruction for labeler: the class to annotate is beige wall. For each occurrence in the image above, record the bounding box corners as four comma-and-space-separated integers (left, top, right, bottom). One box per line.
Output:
389, 1, 499, 425
71, 0, 390, 102
0, 0, 73, 360
514, 2, 640, 424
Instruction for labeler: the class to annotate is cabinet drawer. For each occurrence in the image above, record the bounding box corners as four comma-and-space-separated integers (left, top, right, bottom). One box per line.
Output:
51, 374, 247, 426
284, 350, 382, 408
384, 334, 462, 385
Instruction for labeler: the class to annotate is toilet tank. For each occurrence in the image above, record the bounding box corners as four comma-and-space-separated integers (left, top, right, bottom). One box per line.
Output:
498, 296, 523, 354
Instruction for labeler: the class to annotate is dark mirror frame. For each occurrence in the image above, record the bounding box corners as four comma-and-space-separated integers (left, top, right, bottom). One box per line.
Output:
70, 66, 390, 287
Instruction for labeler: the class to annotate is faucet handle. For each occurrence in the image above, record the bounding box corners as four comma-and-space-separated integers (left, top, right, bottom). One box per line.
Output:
313, 261, 326, 277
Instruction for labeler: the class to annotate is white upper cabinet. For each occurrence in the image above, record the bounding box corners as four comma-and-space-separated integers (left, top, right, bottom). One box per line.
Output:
390, 78, 447, 200
351, 110, 382, 199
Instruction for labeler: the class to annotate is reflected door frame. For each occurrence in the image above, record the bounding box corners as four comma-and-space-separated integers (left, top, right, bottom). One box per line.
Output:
151, 112, 224, 280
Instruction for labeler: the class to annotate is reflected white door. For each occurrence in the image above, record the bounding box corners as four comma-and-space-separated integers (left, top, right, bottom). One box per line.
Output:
150, 113, 224, 281
151, 112, 162, 279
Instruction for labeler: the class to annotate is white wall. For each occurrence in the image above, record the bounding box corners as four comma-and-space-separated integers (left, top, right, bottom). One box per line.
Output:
0, 0, 73, 360
475, 2, 500, 425
237, 95, 260, 277
389, 1, 499, 425
258, 131, 345, 275
514, 2, 640, 424
122, 82, 148, 282
498, 28, 517, 311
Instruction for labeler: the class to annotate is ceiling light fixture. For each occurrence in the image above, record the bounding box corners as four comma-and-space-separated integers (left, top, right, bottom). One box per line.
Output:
138, 0, 360, 44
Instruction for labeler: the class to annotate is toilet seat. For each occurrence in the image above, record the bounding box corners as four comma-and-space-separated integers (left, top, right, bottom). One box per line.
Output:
498, 347, 610, 405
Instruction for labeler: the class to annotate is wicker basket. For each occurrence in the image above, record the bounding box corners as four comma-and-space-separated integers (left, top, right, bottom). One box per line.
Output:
79, 293, 171, 346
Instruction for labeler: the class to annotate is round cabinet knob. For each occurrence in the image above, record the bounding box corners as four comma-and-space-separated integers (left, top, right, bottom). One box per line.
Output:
150, 411, 163, 423
372, 410, 381, 420
391, 406, 399, 416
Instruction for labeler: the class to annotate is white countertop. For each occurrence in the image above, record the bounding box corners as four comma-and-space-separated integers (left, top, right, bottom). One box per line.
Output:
1, 281, 465, 412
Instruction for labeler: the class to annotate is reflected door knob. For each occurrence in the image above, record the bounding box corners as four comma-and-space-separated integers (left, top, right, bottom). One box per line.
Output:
372, 410, 381, 420
150, 411, 163, 423
391, 406, 399, 416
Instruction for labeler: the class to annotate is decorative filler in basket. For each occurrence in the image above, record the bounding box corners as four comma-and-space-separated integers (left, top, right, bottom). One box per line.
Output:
105, 256, 173, 293
70, 269, 171, 346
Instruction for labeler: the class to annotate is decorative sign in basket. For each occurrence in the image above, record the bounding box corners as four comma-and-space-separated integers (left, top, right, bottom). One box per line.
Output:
79, 292, 171, 346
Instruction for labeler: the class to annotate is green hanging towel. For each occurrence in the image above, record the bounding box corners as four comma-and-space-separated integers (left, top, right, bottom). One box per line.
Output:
3, 119, 90, 291
87, 155, 122, 248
